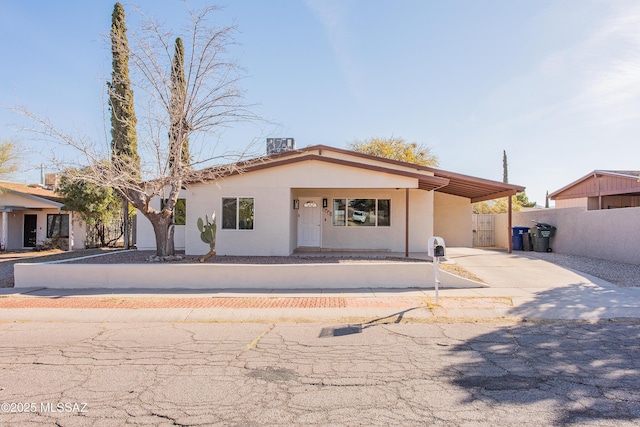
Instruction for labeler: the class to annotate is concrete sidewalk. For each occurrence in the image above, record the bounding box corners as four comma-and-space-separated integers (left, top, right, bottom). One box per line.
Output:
1, 247, 638, 322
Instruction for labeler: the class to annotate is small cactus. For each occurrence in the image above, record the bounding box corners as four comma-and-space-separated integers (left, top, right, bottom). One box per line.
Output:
197, 212, 216, 262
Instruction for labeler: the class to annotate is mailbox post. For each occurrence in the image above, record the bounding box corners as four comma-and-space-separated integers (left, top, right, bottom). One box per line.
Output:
427, 236, 446, 305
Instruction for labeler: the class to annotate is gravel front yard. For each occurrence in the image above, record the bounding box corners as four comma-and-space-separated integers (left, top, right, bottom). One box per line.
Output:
2, 248, 638, 288
62, 250, 427, 265
525, 251, 640, 288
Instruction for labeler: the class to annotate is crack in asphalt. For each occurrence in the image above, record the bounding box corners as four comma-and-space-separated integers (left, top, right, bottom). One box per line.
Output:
0, 321, 638, 425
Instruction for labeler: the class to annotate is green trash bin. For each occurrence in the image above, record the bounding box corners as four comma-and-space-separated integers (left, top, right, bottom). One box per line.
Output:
530, 222, 556, 252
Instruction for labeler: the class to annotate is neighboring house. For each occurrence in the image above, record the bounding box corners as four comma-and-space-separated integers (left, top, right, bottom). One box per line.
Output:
0, 182, 85, 251
137, 145, 524, 256
549, 170, 640, 210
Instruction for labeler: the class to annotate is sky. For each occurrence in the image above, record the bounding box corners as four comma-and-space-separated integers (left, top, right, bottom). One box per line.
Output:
2, 0, 640, 206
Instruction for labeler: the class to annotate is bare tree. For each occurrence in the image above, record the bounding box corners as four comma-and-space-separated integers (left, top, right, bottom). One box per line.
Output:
11, 4, 261, 256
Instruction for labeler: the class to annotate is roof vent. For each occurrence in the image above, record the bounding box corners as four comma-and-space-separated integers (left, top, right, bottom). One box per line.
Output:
266, 138, 295, 155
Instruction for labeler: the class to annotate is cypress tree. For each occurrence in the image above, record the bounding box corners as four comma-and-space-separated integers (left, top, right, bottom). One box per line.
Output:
108, 2, 139, 248
502, 150, 508, 184
109, 2, 139, 172
169, 37, 190, 169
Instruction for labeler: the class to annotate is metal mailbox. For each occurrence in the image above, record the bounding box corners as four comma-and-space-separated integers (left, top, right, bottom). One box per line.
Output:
428, 236, 446, 258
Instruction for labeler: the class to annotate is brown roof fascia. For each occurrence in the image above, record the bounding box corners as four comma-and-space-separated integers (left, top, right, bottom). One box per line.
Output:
213, 153, 450, 189
190, 144, 523, 199
470, 189, 521, 203
300, 144, 436, 172
300, 145, 525, 196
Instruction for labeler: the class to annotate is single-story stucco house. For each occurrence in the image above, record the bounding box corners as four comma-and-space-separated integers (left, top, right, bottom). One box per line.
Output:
136, 145, 525, 256
0, 182, 86, 251
549, 170, 640, 210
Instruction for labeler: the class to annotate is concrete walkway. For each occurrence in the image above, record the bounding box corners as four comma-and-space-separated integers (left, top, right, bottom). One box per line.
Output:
1, 248, 638, 322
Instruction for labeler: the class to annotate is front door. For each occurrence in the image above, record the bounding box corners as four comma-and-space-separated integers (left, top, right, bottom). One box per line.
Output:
23, 214, 37, 247
297, 198, 321, 247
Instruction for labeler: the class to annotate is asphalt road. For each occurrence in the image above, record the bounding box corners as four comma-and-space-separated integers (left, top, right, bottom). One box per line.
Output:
0, 320, 638, 426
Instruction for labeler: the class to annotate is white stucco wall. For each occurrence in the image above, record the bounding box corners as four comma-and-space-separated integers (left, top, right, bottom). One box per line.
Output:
183, 161, 429, 256
291, 188, 432, 253
69, 212, 85, 250
409, 189, 434, 252
15, 262, 433, 289
135, 212, 155, 251
433, 192, 472, 247
495, 206, 640, 264
134, 159, 447, 256
187, 182, 291, 256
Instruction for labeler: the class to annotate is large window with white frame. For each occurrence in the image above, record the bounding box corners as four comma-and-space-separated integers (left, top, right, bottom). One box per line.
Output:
332, 198, 390, 227
222, 197, 254, 230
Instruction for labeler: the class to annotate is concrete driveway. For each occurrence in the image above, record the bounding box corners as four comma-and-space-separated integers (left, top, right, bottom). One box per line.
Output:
445, 247, 640, 320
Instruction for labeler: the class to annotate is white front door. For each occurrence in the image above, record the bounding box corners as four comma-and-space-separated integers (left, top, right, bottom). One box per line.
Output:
297, 198, 322, 247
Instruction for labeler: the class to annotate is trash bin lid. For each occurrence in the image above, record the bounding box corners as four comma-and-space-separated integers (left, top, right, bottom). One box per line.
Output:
533, 222, 555, 230
512, 226, 530, 235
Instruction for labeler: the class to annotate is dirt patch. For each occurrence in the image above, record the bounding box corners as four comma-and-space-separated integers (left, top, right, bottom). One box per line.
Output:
438, 262, 486, 283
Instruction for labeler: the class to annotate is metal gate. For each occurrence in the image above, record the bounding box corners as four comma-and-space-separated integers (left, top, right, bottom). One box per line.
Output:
472, 214, 494, 247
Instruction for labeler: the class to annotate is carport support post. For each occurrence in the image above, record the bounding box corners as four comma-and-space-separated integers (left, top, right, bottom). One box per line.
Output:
1, 212, 7, 251
405, 188, 409, 257
507, 195, 513, 253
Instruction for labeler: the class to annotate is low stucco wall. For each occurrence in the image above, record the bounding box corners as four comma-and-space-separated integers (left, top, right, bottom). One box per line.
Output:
496, 207, 640, 264
14, 262, 432, 289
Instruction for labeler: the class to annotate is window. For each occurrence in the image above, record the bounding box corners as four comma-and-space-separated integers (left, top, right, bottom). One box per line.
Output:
332, 198, 391, 227
332, 199, 346, 226
161, 198, 186, 225
47, 214, 69, 238
222, 197, 254, 230
377, 199, 391, 226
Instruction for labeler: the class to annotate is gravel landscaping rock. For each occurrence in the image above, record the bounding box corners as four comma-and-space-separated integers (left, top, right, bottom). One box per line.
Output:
62, 250, 427, 265
524, 251, 640, 288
